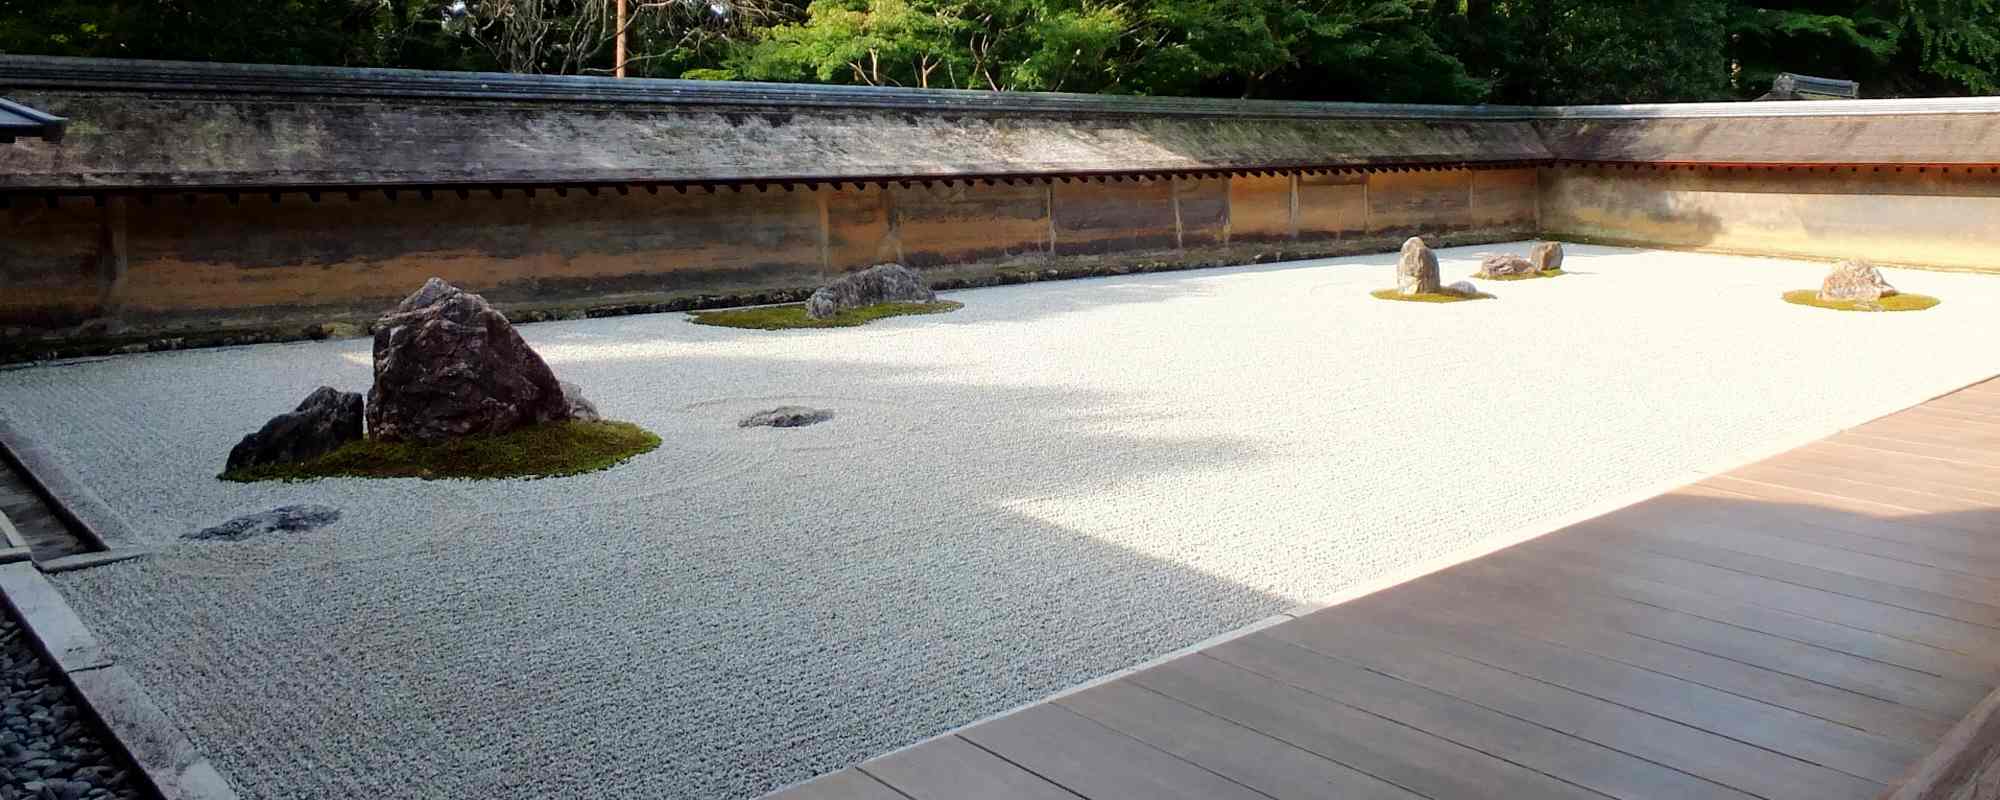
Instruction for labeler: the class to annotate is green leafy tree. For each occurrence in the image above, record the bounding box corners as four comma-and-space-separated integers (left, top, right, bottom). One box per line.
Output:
1901, 0, 2000, 92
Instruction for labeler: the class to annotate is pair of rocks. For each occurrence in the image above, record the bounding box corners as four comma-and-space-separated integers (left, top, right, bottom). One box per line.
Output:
805, 264, 935, 319
1394, 237, 1480, 297
1819, 259, 1898, 301
1474, 241, 1565, 278
226, 278, 600, 472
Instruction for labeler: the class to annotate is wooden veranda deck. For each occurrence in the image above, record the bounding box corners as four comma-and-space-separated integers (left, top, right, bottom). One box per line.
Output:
772, 377, 2000, 800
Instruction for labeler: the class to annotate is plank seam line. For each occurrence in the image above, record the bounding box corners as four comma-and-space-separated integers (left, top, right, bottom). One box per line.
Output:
1602, 529, 2000, 626
946, 732, 1106, 800
1602, 535, 2000, 637
1174, 651, 1659, 800
848, 766, 918, 800
1223, 636, 1787, 800
1365, 596, 1925, 778
1082, 677, 1441, 800
1308, 612, 1893, 788
1486, 546, 1983, 687
1436, 568, 1955, 725
1606, 515, 2000, 587
1522, 539, 1994, 659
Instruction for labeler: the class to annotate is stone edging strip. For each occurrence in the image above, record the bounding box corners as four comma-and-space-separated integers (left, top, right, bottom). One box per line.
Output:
0, 562, 237, 800
0, 410, 148, 569
1887, 684, 2000, 800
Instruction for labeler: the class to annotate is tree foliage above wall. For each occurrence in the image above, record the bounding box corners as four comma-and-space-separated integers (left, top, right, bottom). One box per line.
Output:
3, 0, 1998, 103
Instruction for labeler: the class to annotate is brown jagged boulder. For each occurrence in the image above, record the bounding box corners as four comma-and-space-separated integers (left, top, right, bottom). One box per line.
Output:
366, 278, 574, 443
1476, 253, 1538, 278
1531, 241, 1565, 272
1819, 259, 1898, 302
805, 264, 935, 319
226, 386, 364, 472
1396, 237, 1442, 295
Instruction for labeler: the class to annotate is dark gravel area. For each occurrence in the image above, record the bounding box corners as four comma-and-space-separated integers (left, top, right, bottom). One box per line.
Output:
0, 613, 145, 800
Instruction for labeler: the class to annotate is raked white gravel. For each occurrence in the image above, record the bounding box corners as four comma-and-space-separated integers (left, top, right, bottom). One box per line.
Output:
5, 244, 1998, 800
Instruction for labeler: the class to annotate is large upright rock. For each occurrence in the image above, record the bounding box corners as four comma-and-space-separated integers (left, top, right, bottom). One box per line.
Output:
367, 278, 573, 443
1819, 259, 1898, 302
805, 264, 936, 319
226, 386, 364, 472
1530, 241, 1565, 273
1396, 237, 1442, 295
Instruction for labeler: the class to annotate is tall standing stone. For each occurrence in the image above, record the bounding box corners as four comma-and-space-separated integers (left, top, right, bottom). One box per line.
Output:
366, 278, 574, 443
1531, 241, 1565, 273
1396, 237, 1442, 295
1819, 259, 1898, 302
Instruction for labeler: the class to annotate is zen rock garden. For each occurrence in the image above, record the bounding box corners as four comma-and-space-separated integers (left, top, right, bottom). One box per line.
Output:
1786, 258, 1941, 312
221, 278, 660, 483
690, 264, 962, 329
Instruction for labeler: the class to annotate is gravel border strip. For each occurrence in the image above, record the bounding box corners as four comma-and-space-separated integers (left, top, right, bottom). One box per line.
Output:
0, 412, 146, 568
0, 563, 235, 800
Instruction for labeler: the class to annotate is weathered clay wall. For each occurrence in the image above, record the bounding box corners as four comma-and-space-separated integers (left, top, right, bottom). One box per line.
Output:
1538, 165, 2000, 273
1, 167, 1538, 360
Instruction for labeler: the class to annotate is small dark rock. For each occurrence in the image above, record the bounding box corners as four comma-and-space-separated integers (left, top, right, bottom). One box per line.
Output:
739, 407, 834, 429
185, 505, 341, 542
804, 264, 935, 319
224, 387, 364, 473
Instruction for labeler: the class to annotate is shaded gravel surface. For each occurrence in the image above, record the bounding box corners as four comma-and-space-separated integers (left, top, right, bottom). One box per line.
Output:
0, 614, 143, 800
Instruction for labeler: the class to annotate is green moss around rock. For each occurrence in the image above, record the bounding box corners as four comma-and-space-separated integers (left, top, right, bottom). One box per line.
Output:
1782, 290, 1941, 312
1370, 288, 1494, 304
220, 420, 662, 482
1480, 269, 1566, 281
688, 300, 963, 330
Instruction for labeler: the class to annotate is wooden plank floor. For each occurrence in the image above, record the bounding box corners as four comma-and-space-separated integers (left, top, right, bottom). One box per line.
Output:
0, 458, 89, 561
769, 377, 2000, 800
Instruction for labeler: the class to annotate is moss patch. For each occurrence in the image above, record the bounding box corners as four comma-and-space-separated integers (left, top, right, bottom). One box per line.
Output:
1371, 288, 1494, 304
1479, 269, 1566, 281
689, 300, 963, 330
1782, 290, 1941, 312
221, 420, 662, 482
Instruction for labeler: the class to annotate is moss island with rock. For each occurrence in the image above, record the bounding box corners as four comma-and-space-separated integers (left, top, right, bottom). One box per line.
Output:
220, 278, 661, 483
1785, 259, 1940, 312
690, 300, 962, 330
222, 420, 660, 482
1373, 236, 1494, 303
692, 264, 961, 330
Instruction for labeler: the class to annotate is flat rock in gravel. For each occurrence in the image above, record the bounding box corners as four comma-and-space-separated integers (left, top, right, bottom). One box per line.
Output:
1395, 237, 1441, 295
366, 278, 574, 443
224, 387, 363, 472
739, 407, 834, 428
1820, 259, 1898, 301
1531, 241, 1564, 272
185, 505, 340, 542
1476, 253, 1538, 278
805, 264, 934, 319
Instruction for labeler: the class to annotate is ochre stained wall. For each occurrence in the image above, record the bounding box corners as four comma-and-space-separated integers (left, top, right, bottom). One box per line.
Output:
0, 167, 1539, 358
1539, 165, 2000, 273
